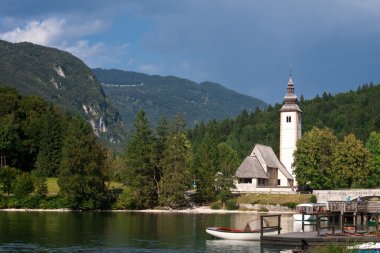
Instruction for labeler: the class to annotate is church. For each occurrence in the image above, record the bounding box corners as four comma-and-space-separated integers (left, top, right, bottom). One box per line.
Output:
234, 76, 302, 193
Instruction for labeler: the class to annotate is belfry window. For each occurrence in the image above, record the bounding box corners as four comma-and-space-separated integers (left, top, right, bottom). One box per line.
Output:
286, 116, 292, 123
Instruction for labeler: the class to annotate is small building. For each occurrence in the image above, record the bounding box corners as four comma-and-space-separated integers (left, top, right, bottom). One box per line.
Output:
234, 144, 294, 193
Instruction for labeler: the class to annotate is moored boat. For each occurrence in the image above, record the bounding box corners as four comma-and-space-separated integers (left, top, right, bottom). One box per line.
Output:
293, 203, 328, 221
205, 218, 279, 240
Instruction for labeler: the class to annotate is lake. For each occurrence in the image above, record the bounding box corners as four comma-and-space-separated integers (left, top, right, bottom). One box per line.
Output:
0, 211, 308, 252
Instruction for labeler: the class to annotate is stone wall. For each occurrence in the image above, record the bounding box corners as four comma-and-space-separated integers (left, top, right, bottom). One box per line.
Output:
314, 189, 380, 202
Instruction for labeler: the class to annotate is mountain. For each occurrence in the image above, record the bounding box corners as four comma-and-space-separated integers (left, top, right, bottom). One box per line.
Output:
0, 40, 125, 143
93, 68, 267, 128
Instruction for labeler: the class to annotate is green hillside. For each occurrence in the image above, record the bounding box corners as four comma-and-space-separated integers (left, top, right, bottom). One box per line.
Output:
189, 83, 380, 159
93, 68, 267, 128
0, 40, 125, 143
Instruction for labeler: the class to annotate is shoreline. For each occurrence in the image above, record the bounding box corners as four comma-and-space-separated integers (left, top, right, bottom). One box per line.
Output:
0, 206, 295, 214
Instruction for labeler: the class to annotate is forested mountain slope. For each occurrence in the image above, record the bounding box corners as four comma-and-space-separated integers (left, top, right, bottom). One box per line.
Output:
189, 83, 380, 159
93, 68, 267, 128
0, 40, 125, 143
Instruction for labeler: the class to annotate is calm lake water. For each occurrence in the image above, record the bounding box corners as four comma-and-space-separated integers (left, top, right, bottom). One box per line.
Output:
0, 211, 307, 252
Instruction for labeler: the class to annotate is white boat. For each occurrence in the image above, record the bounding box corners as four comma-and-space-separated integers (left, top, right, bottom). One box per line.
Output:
205, 218, 279, 240
293, 203, 328, 221
347, 242, 380, 251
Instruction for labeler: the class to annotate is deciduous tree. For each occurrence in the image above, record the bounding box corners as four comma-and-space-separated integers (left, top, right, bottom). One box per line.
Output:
293, 127, 337, 189
365, 131, 380, 187
332, 134, 371, 188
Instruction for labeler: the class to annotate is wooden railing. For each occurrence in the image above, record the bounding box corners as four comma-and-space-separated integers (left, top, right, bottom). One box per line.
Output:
260, 214, 281, 238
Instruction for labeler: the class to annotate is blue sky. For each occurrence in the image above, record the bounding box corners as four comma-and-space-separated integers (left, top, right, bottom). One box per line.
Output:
1, 0, 380, 104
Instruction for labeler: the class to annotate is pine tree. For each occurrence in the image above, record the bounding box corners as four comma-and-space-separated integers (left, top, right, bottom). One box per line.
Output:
124, 111, 157, 208
193, 133, 219, 203
153, 114, 169, 200
58, 116, 107, 209
159, 114, 192, 207
35, 105, 63, 176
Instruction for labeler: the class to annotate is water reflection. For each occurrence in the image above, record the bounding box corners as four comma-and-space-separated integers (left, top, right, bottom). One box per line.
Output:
0, 212, 318, 252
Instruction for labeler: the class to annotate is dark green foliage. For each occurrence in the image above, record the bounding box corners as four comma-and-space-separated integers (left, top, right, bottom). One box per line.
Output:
31, 170, 47, 196
58, 116, 108, 209
282, 202, 297, 209
189, 83, 380, 160
308, 195, 317, 203
124, 111, 157, 208
159, 114, 192, 208
293, 127, 337, 189
35, 105, 63, 177
13, 173, 34, 198
115, 187, 137, 209
193, 134, 220, 203
210, 200, 223, 210
365, 131, 380, 188
332, 134, 371, 188
0, 113, 19, 167
225, 198, 238, 210
0, 166, 21, 196
0, 40, 125, 143
93, 68, 267, 129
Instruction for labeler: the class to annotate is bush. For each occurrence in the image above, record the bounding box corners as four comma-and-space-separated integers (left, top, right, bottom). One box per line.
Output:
0, 166, 21, 196
308, 194, 317, 203
225, 198, 238, 210
39, 196, 68, 209
13, 173, 34, 198
282, 202, 297, 209
210, 200, 223, 210
116, 187, 136, 209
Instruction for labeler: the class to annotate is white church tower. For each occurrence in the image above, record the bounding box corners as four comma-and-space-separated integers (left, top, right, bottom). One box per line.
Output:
279, 75, 302, 184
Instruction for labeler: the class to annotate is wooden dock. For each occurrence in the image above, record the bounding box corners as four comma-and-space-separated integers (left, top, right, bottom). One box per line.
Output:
261, 231, 380, 249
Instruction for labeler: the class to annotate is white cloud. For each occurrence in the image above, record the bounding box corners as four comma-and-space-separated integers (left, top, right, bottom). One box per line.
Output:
64, 40, 106, 59
0, 18, 66, 45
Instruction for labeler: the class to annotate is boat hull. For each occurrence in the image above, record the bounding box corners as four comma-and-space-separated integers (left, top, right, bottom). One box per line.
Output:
293, 214, 328, 221
205, 227, 278, 240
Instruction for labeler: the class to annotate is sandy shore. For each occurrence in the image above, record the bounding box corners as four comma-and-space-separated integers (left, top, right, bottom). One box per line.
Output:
0, 206, 294, 214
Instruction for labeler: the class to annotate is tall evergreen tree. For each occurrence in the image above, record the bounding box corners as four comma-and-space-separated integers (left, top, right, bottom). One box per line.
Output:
365, 131, 380, 187
35, 105, 63, 176
153, 114, 169, 199
0, 114, 19, 168
58, 116, 107, 209
159, 114, 192, 207
215, 143, 239, 202
193, 133, 219, 203
124, 111, 157, 208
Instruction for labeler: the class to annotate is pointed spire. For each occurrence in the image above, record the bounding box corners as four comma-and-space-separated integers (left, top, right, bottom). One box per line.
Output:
279, 70, 302, 112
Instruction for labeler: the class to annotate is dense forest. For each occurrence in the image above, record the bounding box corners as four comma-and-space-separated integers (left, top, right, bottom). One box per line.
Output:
1, 82, 380, 210
0, 40, 125, 143
188, 83, 380, 159
0, 87, 109, 209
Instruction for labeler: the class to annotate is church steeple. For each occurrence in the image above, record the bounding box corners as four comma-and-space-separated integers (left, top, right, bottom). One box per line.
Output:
280, 76, 302, 112
279, 74, 302, 185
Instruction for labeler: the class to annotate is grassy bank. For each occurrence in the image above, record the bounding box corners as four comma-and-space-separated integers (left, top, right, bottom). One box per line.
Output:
237, 194, 314, 207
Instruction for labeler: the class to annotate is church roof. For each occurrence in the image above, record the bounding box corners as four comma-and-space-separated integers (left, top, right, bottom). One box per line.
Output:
279, 76, 302, 113
252, 144, 294, 180
236, 156, 268, 179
